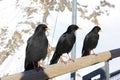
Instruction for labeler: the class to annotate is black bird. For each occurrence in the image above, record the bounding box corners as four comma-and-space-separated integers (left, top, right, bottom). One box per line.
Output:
50, 24, 82, 64
82, 26, 102, 57
24, 24, 50, 71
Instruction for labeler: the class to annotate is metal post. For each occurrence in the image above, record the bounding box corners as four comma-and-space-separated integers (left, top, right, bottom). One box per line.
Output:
72, 0, 77, 24
104, 61, 110, 80
102, 61, 110, 80
71, 0, 77, 80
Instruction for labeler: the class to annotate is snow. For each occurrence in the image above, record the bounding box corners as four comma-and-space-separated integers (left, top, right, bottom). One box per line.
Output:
0, 0, 120, 80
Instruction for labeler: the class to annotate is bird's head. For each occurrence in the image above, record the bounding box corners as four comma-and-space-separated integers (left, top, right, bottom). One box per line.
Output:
92, 26, 102, 33
35, 24, 50, 33
67, 24, 82, 32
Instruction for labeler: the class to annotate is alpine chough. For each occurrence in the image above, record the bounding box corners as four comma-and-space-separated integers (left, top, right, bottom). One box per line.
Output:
24, 24, 50, 71
82, 26, 101, 57
50, 24, 82, 64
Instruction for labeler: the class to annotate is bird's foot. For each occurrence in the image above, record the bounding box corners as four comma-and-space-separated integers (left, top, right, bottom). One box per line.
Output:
90, 53, 97, 56
32, 61, 45, 71
36, 62, 46, 71
60, 56, 67, 64
67, 54, 75, 62
90, 50, 97, 56
60, 60, 67, 64
68, 58, 75, 62
92, 53, 97, 56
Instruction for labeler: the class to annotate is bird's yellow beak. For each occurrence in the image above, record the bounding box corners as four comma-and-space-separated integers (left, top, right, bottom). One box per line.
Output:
99, 29, 102, 32
45, 27, 51, 30
77, 27, 82, 30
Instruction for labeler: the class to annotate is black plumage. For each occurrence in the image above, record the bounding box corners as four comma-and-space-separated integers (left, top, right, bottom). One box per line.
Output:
50, 24, 82, 64
82, 26, 101, 57
24, 24, 50, 71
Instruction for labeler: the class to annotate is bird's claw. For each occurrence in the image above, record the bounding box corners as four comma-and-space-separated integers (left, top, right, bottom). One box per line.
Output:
68, 58, 75, 62
60, 60, 67, 64
91, 53, 97, 56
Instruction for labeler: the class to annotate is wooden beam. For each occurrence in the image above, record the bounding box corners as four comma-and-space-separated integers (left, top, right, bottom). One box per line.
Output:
1, 50, 113, 80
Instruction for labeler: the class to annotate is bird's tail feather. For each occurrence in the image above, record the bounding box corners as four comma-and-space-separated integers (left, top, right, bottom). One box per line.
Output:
82, 50, 90, 57
50, 52, 61, 65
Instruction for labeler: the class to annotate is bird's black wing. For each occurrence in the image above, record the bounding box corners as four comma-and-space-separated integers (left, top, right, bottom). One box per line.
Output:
56, 33, 70, 53
25, 35, 48, 71
50, 34, 67, 64
26, 36, 32, 55
25, 36, 34, 71
82, 32, 99, 56
82, 33, 91, 56
50, 32, 75, 64
25, 24, 49, 71
56, 32, 75, 54
86, 33, 99, 49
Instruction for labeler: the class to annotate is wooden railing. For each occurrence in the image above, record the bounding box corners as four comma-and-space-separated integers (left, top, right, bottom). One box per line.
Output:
1, 48, 120, 80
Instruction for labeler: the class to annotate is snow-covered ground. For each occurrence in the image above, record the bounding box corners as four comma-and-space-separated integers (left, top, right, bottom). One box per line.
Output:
0, 0, 120, 80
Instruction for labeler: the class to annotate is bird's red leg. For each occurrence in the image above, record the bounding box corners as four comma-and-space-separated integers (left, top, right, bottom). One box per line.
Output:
60, 56, 67, 64
68, 54, 74, 62
32, 61, 44, 71
38, 61, 43, 67
38, 61, 45, 69
90, 50, 97, 56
